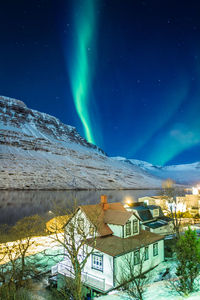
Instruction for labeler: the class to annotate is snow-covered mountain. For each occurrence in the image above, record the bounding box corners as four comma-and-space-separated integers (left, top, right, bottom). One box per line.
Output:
0, 96, 162, 189
112, 157, 200, 185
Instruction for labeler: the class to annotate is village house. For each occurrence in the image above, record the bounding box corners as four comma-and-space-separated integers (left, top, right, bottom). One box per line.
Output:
138, 196, 168, 209
51, 195, 164, 294
125, 202, 173, 235
176, 194, 200, 216
139, 191, 200, 216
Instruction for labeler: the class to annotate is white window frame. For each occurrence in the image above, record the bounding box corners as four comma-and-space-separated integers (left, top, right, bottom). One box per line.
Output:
133, 220, 138, 233
144, 246, 149, 261
134, 250, 140, 265
92, 253, 103, 272
153, 243, 158, 256
153, 209, 159, 218
125, 221, 131, 236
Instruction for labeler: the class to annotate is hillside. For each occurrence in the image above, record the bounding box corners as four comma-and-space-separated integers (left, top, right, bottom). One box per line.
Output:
0, 96, 162, 189
113, 157, 200, 185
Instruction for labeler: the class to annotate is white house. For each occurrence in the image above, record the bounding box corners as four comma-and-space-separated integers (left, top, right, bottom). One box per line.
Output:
51, 195, 164, 294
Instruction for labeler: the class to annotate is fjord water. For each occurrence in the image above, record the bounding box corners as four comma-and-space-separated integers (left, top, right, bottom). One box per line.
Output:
0, 189, 160, 225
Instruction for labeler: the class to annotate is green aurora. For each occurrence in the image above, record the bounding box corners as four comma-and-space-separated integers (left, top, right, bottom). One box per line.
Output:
68, 0, 98, 145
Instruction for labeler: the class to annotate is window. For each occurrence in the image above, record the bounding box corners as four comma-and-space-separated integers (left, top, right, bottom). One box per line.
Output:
78, 218, 84, 234
133, 220, 138, 233
125, 221, 131, 236
92, 254, 103, 271
153, 243, 158, 256
89, 225, 94, 236
144, 246, 149, 261
153, 209, 159, 217
134, 250, 140, 265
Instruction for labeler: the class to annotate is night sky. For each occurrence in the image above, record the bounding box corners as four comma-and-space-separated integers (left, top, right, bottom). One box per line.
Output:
0, 0, 200, 166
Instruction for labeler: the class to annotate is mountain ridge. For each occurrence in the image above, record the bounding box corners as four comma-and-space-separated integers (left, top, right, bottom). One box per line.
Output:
112, 157, 200, 185
0, 96, 162, 190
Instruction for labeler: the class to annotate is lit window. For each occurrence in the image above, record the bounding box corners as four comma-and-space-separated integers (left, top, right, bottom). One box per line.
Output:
153, 209, 159, 217
89, 225, 94, 236
92, 254, 103, 271
134, 250, 140, 265
125, 221, 131, 236
78, 218, 84, 234
133, 220, 138, 233
153, 243, 158, 256
144, 246, 149, 261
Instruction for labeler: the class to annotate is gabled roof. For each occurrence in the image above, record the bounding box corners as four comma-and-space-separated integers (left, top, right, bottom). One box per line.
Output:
104, 210, 134, 226
80, 202, 126, 236
147, 205, 164, 217
86, 230, 163, 257
133, 206, 153, 221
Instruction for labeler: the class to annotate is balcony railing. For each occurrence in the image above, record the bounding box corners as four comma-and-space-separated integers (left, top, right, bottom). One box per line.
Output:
52, 261, 112, 292
82, 272, 105, 291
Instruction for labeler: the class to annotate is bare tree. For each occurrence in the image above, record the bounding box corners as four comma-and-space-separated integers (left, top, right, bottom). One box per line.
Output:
0, 283, 31, 300
161, 179, 185, 239
116, 247, 150, 300
0, 215, 46, 288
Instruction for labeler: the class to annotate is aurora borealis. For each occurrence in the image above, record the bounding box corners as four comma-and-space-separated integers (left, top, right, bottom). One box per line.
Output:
67, 0, 98, 144
0, 0, 200, 166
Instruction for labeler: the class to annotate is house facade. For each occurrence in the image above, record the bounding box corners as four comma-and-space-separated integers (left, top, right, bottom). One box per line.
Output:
51, 195, 164, 294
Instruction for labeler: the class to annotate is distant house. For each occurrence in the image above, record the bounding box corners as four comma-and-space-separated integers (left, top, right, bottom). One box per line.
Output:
126, 203, 173, 235
139, 194, 200, 216
51, 196, 164, 294
138, 196, 168, 210
176, 195, 200, 216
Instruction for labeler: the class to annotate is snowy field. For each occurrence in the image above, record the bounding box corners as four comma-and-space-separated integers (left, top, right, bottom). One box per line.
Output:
0, 233, 63, 265
95, 286, 200, 300
95, 258, 200, 300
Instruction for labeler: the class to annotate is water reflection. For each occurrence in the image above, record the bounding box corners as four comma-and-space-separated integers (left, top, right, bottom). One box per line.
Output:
0, 189, 160, 225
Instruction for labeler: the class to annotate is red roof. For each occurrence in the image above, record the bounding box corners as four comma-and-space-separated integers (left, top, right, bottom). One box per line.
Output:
80, 202, 127, 236
104, 209, 134, 225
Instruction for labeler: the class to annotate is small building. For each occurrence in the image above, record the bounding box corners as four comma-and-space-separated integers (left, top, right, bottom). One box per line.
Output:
138, 196, 168, 211
126, 203, 173, 236
51, 196, 164, 294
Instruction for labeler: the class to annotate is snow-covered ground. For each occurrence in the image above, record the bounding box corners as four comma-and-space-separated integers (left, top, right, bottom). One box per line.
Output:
96, 285, 200, 300
95, 258, 200, 300
0, 233, 63, 265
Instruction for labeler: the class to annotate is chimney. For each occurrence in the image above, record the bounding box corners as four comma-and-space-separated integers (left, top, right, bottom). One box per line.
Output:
100, 195, 109, 210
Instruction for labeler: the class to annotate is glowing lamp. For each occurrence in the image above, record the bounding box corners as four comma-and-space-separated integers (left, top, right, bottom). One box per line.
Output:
124, 196, 134, 206
192, 187, 199, 195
